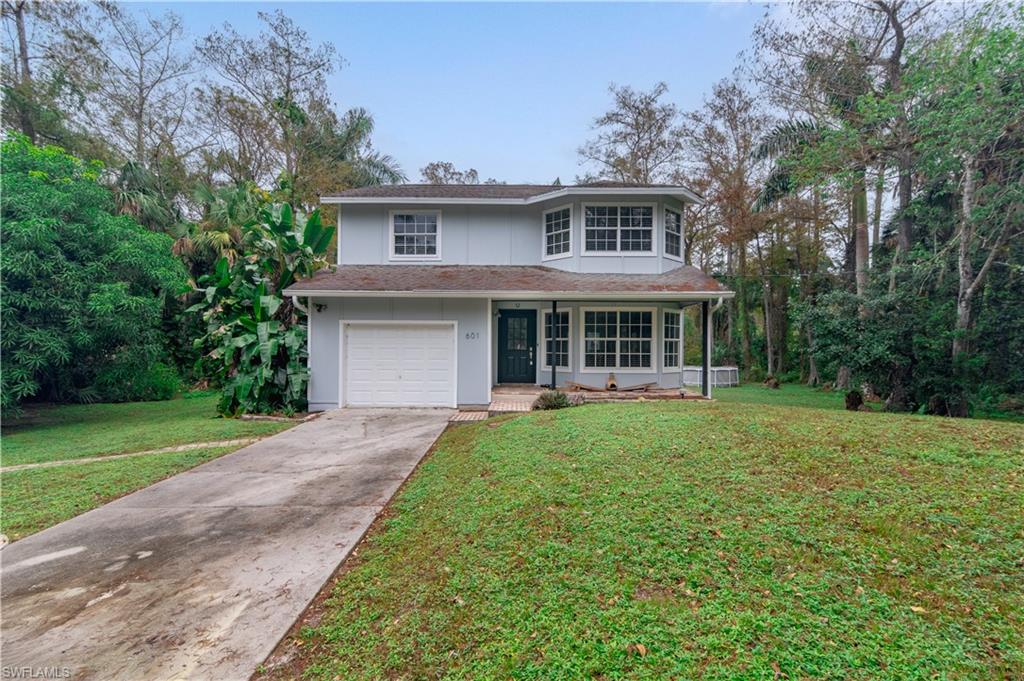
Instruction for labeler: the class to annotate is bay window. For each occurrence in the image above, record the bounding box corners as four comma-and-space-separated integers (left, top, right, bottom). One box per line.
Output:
583, 205, 654, 254
543, 206, 572, 258
664, 208, 682, 259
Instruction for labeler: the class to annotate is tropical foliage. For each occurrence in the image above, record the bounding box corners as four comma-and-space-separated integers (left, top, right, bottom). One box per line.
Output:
0, 135, 189, 412
189, 204, 334, 415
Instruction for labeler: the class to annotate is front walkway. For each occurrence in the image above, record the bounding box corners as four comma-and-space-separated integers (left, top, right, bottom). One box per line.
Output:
0, 408, 452, 680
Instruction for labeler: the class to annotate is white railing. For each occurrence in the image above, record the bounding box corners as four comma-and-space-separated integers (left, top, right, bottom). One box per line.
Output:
681, 366, 740, 387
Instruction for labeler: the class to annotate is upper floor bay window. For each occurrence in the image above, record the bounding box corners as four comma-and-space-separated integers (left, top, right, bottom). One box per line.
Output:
664, 208, 682, 260
543, 206, 572, 259
582, 308, 654, 371
390, 210, 441, 259
584, 205, 654, 254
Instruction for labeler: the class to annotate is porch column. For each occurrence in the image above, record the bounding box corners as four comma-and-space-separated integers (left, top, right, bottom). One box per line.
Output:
550, 300, 558, 389
701, 300, 712, 398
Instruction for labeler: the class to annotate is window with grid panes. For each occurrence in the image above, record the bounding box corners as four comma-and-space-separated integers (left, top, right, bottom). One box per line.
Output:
663, 310, 681, 369
543, 310, 570, 368
584, 205, 653, 253
544, 207, 571, 257
392, 213, 438, 257
583, 310, 653, 369
664, 208, 682, 258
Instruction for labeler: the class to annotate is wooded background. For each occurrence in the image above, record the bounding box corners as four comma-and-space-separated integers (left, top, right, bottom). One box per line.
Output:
2, 0, 1021, 417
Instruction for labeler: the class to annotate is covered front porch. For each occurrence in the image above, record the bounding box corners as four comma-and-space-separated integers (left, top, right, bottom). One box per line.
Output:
490, 297, 720, 402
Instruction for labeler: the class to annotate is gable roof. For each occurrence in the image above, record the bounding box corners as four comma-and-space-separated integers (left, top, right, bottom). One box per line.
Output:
284, 265, 731, 301
321, 182, 704, 205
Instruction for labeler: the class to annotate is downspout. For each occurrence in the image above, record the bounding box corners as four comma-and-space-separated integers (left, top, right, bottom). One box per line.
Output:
291, 295, 309, 315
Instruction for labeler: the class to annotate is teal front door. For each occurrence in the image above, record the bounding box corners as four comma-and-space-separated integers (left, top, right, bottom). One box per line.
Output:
497, 310, 536, 383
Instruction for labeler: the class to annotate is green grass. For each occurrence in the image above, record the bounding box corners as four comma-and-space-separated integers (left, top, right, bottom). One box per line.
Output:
712, 383, 855, 410
1, 446, 235, 541
270, 401, 1024, 680
0, 393, 296, 540
1, 392, 292, 466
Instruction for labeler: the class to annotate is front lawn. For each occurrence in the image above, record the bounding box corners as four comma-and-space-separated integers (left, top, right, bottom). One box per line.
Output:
0, 394, 295, 540
1, 392, 291, 467
712, 382, 857, 410
267, 401, 1024, 679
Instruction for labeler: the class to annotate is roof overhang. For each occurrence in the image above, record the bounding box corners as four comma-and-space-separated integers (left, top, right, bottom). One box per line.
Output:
285, 289, 733, 301
321, 186, 705, 206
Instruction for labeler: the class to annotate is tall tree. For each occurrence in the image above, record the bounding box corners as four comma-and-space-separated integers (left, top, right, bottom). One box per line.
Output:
196, 10, 338, 200
578, 82, 685, 183
908, 9, 1023, 366
56, 2, 195, 168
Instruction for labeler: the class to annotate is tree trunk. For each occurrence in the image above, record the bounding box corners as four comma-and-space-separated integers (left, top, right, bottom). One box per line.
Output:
872, 164, 884, 256
805, 326, 819, 386
897, 153, 913, 253
13, 0, 35, 142
952, 158, 977, 360
835, 365, 851, 391
763, 279, 774, 376
853, 168, 869, 315
737, 243, 753, 372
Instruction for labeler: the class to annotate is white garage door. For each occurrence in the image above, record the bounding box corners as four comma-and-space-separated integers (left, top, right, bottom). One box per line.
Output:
343, 323, 456, 407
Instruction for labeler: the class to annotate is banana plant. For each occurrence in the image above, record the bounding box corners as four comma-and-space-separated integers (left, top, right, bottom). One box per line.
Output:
189, 202, 334, 415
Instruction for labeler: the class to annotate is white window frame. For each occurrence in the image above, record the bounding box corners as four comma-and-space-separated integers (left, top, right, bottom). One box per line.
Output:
664, 207, 683, 262
581, 202, 658, 256
540, 307, 572, 370
662, 309, 682, 372
579, 306, 658, 374
541, 204, 573, 261
388, 209, 442, 261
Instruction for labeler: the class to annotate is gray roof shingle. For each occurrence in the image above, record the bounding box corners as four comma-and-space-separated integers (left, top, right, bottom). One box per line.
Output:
321, 182, 703, 202
285, 264, 730, 297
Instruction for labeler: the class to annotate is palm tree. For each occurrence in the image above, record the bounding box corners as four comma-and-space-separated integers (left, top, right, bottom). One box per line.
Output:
189, 181, 265, 265
752, 50, 873, 302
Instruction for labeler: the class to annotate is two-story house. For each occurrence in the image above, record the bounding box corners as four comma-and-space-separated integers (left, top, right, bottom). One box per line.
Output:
284, 183, 733, 410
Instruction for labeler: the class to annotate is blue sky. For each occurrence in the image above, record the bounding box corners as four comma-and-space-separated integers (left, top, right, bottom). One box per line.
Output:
153, 2, 766, 183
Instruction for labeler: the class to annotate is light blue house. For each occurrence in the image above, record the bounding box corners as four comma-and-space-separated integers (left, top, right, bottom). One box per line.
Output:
285, 183, 733, 410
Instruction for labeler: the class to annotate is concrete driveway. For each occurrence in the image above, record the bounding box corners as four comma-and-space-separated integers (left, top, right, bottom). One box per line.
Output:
0, 408, 452, 680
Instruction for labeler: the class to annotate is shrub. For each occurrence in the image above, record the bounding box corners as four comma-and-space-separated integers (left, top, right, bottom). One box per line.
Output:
0, 135, 189, 413
535, 390, 571, 410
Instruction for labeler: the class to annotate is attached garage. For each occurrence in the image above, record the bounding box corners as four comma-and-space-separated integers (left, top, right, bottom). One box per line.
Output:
340, 321, 457, 407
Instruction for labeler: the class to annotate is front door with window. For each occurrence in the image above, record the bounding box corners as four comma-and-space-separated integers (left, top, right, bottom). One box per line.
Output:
497, 310, 536, 383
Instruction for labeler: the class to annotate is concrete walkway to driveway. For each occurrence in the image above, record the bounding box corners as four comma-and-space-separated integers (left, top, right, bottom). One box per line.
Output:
0, 408, 451, 681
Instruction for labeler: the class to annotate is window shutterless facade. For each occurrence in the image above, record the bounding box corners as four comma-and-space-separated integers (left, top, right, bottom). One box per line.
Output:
541, 309, 571, 369
389, 210, 441, 260
663, 309, 681, 371
542, 205, 572, 259
581, 308, 655, 372
664, 208, 682, 260
583, 204, 655, 254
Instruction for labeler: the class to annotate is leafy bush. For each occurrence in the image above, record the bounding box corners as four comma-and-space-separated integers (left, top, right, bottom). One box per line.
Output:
535, 390, 571, 410
190, 203, 333, 415
0, 135, 189, 412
